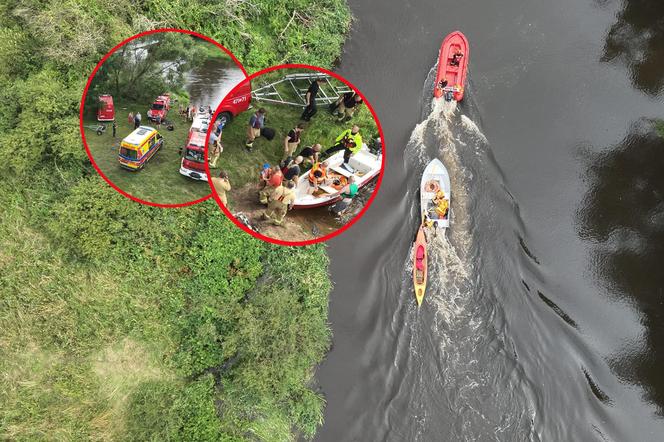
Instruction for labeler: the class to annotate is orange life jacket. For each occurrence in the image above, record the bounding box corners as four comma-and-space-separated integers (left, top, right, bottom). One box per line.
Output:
308, 162, 327, 184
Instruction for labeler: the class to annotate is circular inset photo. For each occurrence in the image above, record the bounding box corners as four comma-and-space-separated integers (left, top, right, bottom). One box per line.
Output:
205, 65, 385, 245
80, 29, 247, 207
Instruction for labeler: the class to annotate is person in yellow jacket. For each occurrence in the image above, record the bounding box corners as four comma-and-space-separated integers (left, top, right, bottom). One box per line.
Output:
324, 125, 363, 166
211, 170, 231, 207
431, 189, 449, 219
264, 181, 296, 225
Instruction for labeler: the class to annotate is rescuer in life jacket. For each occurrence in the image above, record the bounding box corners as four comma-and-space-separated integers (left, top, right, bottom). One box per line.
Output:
431, 189, 449, 219
324, 125, 363, 167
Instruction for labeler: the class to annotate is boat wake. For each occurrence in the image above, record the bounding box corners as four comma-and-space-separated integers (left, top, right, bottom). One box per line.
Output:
384, 68, 539, 441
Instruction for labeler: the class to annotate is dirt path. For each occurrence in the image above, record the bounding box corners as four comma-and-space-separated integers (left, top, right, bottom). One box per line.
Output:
227, 184, 340, 242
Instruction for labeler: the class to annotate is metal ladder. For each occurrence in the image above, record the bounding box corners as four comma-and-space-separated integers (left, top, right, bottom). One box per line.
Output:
251, 72, 353, 106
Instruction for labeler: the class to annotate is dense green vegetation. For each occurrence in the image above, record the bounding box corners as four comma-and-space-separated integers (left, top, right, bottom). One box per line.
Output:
218, 71, 378, 205
0, 0, 351, 440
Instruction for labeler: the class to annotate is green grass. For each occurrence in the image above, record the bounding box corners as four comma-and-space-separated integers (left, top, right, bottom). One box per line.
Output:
84, 99, 210, 205
218, 73, 377, 206
0, 178, 331, 440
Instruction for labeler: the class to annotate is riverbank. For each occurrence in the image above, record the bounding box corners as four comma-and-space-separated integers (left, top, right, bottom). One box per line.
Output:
0, 1, 351, 440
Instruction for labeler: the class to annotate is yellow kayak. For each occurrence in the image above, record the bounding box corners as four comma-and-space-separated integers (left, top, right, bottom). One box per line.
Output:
413, 225, 428, 305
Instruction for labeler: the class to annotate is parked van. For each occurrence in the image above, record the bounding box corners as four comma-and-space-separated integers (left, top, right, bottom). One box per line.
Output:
179, 131, 208, 181
216, 81, 252, 126
97, 94, 115, 121
118, 126, 163, 170
147, 93, 171, 122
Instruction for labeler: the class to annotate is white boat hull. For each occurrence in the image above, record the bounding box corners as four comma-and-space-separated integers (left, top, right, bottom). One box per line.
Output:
420, 158, 451, 230
292, 144, 381, 209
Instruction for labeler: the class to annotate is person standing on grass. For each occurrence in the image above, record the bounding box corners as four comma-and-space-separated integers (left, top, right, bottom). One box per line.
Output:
112, 120, 117, 138
301, 78, 324, 121
155, 114, 162, 130
128, 112, 133, 127
284, 123, 304, 159
208, 131, 222, 168
246, 108, 266, 151
134, 112, 141, 129
211, 170, 231, 206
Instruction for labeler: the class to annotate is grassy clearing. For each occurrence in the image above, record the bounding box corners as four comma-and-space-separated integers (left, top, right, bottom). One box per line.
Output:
84, 98, 210, 205
0, 188, 176, 440
217, 72, 378, 207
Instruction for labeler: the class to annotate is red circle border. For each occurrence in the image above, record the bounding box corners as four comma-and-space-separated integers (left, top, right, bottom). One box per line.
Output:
204, 63, 387, 247
79, 28, 249, 208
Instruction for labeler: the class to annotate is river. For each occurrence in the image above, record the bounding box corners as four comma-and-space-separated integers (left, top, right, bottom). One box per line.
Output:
184, 57, 245, 108
317, 0, 664, 440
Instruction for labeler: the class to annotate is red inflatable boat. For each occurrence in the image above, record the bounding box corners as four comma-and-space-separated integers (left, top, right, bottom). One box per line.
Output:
433, 31, 469, 101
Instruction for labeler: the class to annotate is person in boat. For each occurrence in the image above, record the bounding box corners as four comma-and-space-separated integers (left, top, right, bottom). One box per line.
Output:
298, 143, 322, 168
259, 165, 283, 204
334, 92, 364, 122
431, 189, 449, 219
264, 180, 296, 226
415, 242, 425, 282
301, 78, 324, 121
325, 125, 363, 166
450, 49, 464, 67
329, 175, 358, 216
436, 78, 455, 101
308, 161, 329, 194
211, 170, 231, 207
246, 107, 266, 151
284, 123, 304, 160
283, 156, 303, 183
422, 215, 439, 237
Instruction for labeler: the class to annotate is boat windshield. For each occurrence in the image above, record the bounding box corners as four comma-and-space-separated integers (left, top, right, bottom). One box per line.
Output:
151, 103, 165, 110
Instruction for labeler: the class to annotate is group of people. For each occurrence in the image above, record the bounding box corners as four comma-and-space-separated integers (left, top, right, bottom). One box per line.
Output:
257, 164, 296, 225
179, 103, 213, 121
128, 111, 141, 129
251, 122, 364, 225
212, 78, 372, 228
